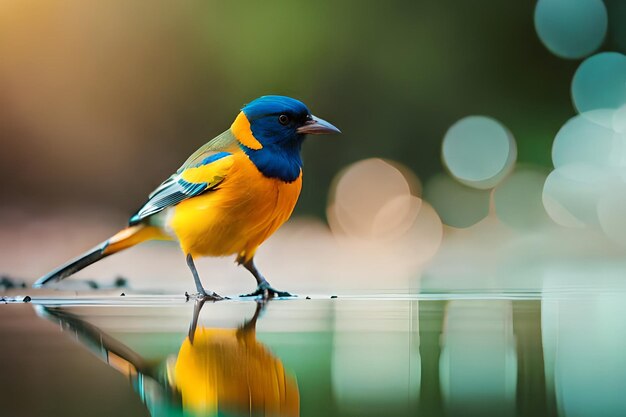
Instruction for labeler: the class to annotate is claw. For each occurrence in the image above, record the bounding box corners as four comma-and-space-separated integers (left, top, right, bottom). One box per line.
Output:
240, 281, 294, 299
185, 291, 227, 302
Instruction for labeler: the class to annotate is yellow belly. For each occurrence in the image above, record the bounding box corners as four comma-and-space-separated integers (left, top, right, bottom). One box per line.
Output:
173, 327, 299, 416
168, 153, 302, 261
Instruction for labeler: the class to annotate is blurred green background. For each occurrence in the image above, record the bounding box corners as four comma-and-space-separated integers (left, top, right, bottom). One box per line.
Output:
2, 0, 618, 219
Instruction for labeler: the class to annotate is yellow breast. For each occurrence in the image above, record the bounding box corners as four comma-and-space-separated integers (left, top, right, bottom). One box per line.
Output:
173, 327, 299, 416
169, 152, 302, 260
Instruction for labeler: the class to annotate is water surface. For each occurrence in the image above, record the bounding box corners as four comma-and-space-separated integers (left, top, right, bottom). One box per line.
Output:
1, 291, 625, 417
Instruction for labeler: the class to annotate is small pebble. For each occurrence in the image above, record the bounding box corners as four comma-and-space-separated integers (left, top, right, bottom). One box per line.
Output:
114, 276, 128, 288
23, 296, 31, 303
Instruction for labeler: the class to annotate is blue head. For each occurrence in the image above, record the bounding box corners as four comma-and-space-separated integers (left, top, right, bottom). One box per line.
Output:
232, 95, 340, 182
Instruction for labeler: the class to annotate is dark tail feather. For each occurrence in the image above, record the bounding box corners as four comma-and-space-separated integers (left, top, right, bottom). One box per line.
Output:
39, 306, 159, 379
33, 224, 164, 288
33, 241, 111, 288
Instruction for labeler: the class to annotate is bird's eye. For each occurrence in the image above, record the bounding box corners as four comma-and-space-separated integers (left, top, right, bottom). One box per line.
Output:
278, 114, 290, 125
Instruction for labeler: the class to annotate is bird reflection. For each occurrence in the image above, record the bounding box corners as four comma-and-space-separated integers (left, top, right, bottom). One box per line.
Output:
39, 300, 300, 417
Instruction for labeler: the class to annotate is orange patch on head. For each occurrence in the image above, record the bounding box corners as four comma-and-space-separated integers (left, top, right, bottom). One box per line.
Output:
231, 112, 263, 150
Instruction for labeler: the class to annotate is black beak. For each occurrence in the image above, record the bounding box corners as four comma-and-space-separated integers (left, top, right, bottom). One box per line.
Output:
296, 115, 341, 135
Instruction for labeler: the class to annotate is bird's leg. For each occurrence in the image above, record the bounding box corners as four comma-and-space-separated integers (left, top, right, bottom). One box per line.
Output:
238, 257, 293, 299
185, 254, 224, 301
237, 299, 267, 336
187, 298, 206, 344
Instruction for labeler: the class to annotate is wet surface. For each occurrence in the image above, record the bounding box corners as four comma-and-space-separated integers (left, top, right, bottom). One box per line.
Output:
2, 289, 626, 417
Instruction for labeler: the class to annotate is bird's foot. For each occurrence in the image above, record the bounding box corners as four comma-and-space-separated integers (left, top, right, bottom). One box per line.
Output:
240, 281, 294, 299
185, 291, 227, 302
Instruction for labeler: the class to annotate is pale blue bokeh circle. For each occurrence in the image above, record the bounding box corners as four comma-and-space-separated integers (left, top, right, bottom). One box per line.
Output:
494, 167, 551, 230
534, 0, 607, 59
542, 164, 614, 227
424, 174, 491, 228
442, 116, 517, 189
552, 115, 615, 168
572, 52, 626, 113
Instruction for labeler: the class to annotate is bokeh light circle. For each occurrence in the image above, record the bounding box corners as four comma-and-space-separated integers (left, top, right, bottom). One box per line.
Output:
542, 164, 615, 227
494, 166, 551, 230
612, 105, 626, 133
371, 194, 422, 240
552, 114, 616, 168
534, 0, 607, 59
572, 52, 626, 114
400, 201, 443, 265
598, 186, 626, 247
442, 116, 517, 189
327, 158, 421, 240
424, 174, 491, 228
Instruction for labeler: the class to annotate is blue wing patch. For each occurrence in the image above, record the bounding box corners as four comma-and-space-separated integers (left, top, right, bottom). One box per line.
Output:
193, 152, 231, 168
129, 152, 231, 225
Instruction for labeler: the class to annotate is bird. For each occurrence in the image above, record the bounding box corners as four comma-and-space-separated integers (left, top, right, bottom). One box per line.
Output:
39, 299, 300, 417
33, 95, 340, 299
